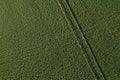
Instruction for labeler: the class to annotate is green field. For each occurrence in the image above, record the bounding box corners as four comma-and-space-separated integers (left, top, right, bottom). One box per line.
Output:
68, 0, 120, 80
0, 0, 120, 80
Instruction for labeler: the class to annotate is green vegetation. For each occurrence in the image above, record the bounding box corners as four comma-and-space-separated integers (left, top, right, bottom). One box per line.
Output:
57, 0, 105, 79
68, 0, 120, 80
0, 0, 119, 80
0, 0, 95, 80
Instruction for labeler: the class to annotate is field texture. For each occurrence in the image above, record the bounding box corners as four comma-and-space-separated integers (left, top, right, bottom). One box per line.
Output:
68, 0, 120, 80
0, 0, 120, 80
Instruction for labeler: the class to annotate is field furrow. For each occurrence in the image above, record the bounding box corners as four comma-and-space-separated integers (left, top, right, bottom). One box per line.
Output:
57, 0, 106, 80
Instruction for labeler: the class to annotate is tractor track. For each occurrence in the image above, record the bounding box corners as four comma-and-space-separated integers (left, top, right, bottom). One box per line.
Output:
57, 0, 106, 80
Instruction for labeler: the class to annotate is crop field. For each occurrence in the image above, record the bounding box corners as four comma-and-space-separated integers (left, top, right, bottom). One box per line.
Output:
0, 0, 119, 80
68, 0, 120, 80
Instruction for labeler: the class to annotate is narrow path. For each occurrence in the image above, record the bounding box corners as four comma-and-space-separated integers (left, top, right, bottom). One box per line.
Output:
57, 0, 106, 80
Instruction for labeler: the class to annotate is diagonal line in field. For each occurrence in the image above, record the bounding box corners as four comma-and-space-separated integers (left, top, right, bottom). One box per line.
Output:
57, 0, 106, 80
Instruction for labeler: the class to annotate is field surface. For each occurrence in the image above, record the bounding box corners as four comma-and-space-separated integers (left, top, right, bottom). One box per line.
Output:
0, 0, 120, 80
68, 0, 120, 80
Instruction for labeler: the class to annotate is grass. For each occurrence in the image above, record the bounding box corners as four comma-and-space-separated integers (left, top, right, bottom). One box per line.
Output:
0, 0, 119, 80
0, 0, 96, 80
57, 0, 105, 79
68, 0, 120, 80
